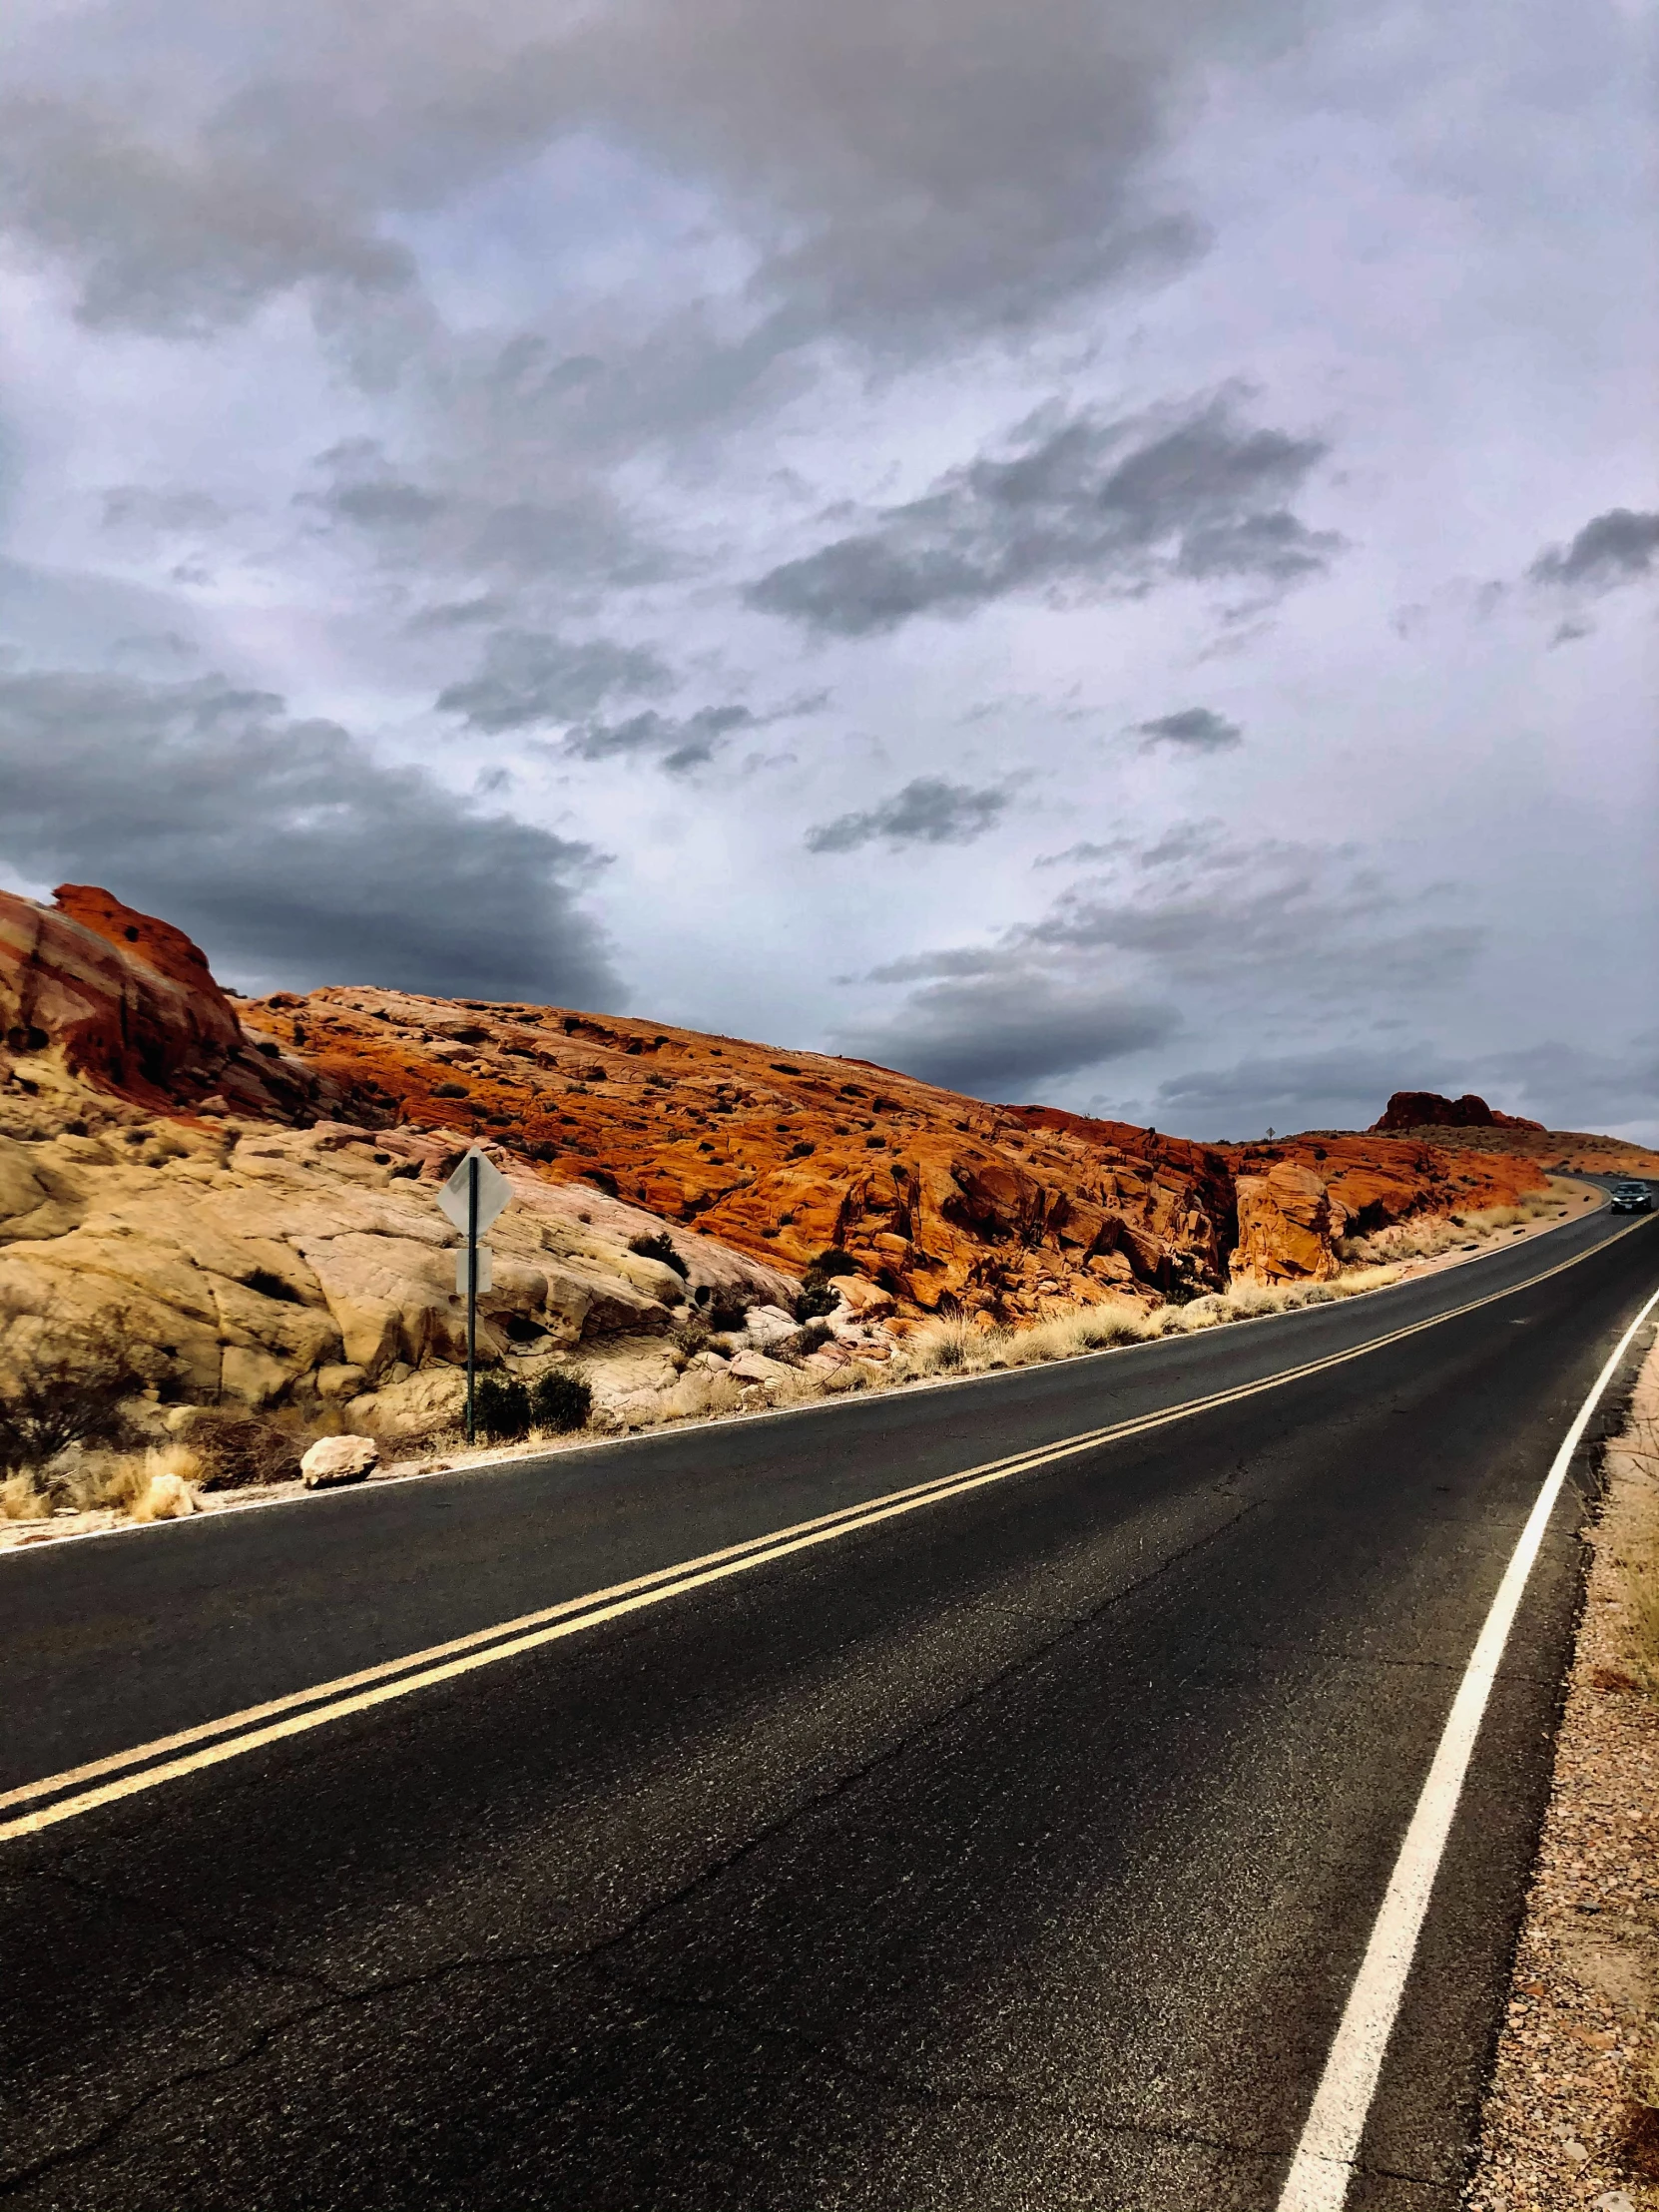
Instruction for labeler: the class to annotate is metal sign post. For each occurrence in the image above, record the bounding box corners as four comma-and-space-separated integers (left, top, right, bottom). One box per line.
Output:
466, 1155, 478, 1440
436, 1148, 513, 1444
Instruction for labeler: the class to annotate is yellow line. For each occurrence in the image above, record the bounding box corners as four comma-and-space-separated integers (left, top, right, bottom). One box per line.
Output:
2, 1217, 1649, 1846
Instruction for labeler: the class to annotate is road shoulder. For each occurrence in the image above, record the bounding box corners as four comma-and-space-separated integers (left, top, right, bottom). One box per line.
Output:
1465, 1331, 1659, 2212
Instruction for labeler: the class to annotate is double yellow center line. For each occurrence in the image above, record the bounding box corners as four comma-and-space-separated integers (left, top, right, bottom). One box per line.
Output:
2, 1219, 1648, 1846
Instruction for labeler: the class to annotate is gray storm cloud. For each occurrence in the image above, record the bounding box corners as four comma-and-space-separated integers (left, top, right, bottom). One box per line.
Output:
0, 0, 1296, 344
1528, 508, 1659, 595
748, 397, 1341, 634
839, 972, 1179, 1100
1135, 708, 1243, 752
435, 630, 672, 733
0, 666, 620, 1005
806, 779, 1011, 853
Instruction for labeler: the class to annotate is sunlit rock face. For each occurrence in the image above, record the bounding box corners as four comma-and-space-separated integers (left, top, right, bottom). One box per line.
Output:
0, 885, 1563, 1418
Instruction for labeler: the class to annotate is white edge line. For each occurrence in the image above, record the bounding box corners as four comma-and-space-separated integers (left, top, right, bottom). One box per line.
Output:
1274, 1276, 1659, 2212
0, 1194, 1618, 1562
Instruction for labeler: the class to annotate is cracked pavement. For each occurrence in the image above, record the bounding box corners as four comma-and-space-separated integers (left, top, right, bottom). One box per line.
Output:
1, 1212, 1654, 2208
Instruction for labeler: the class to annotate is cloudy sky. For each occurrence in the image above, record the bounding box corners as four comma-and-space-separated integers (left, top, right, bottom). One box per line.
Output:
1, 0, 1654, 1140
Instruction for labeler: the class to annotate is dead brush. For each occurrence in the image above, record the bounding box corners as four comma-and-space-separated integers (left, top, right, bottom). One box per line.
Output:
168, 1408, 305, 1491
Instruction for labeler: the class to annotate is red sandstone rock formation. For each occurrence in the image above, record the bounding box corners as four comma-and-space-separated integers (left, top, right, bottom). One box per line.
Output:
0, 884, 1581, 1315
1373, 1090, 1545, 1134
0, 885, 320, 1118
1232, 1160, 1346, 1284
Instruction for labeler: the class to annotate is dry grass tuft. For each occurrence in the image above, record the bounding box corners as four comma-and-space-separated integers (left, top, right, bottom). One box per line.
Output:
0, 1470, 47, 1521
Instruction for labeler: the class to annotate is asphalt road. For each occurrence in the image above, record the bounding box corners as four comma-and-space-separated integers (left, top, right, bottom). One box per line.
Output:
2, 1204, 1655, 2210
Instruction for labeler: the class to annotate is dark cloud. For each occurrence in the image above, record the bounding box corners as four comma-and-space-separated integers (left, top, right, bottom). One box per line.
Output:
0, 94, 415, 335
0, 0, 1288, 346
0, 665, 619, 1005
748, 395, 1340, 634
1147, 1047, 1456, 1137
806, 777, 1011, 852
436, 629, 672, 734
1468, 1036, 1659, 1133
838, 970, 1177, 1099
1135, 706, 1242, 752
562, 705, 756, 774
1021, 826, 1483, 999
1144, 1033, 1659, 1141
299, 441, 644, 583
1529, 508, 1659, 594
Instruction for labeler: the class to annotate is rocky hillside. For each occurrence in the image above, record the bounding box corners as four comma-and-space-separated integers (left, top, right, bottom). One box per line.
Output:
1370, 1089, 1659, 1179
1, 883, 1562, 1432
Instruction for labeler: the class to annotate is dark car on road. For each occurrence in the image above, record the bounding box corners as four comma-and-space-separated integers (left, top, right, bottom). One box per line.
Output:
1610, 1180, 1653, 1213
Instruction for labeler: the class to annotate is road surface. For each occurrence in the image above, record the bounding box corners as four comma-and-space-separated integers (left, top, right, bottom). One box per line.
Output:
1, 1204, 1655, 2209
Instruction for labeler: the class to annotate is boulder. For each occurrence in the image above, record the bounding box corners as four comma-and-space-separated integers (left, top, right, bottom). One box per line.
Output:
727, 1348, 791, 1384
743, 1304, 798, 1348
831, 1276, 896, 1322
299, 1433, 380, 1487
344, 1368, 465, 1442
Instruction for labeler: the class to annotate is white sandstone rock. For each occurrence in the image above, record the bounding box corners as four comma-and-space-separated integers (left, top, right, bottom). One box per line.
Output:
727, 1348, 791, 1384
743, 1305, 798, 1348
299, 1433, 380, 1487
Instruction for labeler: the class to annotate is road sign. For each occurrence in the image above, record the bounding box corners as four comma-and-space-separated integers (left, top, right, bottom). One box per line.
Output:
437, 1148, 512, 1236
436, 1148, 513, 1443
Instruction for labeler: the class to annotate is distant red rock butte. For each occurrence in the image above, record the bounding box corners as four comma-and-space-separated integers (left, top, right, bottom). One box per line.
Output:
1372, 1091, 1545, 1135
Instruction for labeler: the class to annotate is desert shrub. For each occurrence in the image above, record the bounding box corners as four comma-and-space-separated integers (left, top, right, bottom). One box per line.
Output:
782, 1321, 833, 1361
794, 1281, 839, 1323
671, 1312, 712, 1357
705, 1290, 751, 1332
804, 1247, 858, 1286
179, 1410, 304, 1491
473, 1373, 531, 1442
0, 1311, 147, 1488
628, 1231, 689, 1279
531, 1368, 593, 1433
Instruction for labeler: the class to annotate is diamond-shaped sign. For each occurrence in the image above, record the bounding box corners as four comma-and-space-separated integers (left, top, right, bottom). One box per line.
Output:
436, 1147, 512, 1237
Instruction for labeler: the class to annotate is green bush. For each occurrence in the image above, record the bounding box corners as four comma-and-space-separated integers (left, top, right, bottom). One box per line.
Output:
794, 1282, 838, 1322
531, 1368, 593, 1433
805, 1247, 858, 1284
473, 1372, 531, 1442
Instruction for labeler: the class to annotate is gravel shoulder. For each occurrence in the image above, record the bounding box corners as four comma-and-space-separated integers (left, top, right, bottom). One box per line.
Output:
1465, 1329, 1659, 2212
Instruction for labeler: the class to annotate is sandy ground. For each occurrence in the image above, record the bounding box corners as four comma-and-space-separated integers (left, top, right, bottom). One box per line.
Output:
0, 1181, 1609, 1557
1463, 1329, 1659, 2212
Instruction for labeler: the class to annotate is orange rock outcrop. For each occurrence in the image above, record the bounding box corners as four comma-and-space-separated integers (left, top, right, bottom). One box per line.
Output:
0, 884, 1582, 1317
235, 983, 1550, 1315
0, 885, 315, 1118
